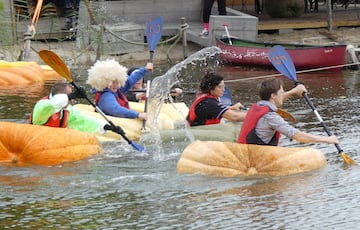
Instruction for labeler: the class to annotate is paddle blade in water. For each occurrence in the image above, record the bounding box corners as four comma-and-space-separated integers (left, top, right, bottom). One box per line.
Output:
341, 152, 357, 165
268, 45, 297, 82
131, 141, 145, 152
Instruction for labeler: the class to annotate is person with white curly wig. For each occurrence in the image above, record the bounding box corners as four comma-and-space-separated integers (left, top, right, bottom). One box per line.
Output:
87, 59, 153, 120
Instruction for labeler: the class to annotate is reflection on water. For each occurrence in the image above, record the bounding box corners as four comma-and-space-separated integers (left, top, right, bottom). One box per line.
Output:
1, 53, 360, 228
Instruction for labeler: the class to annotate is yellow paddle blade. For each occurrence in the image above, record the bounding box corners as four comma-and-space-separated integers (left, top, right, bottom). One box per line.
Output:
341, 152, 357, 165
277, 108, 296, 123
38, 50, 72, 82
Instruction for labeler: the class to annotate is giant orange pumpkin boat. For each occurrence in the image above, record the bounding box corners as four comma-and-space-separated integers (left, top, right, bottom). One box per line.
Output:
0, 122, 103, 166
177, 140, 327, 177
0, 61, 62, 85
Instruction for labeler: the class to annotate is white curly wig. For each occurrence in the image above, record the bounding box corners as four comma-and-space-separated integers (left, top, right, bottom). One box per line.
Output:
86, 59, 128, 91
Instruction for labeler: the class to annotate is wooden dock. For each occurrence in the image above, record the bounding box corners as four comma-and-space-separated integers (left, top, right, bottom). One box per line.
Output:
2, 0, 360, 51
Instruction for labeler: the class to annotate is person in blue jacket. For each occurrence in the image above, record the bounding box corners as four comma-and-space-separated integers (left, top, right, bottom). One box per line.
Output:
86, 59, 153, 120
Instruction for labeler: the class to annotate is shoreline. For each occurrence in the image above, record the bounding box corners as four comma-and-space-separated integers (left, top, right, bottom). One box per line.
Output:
2, 27, 360, 67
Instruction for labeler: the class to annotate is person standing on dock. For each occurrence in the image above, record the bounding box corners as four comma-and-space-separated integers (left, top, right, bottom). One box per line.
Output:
200, 0, 227, 36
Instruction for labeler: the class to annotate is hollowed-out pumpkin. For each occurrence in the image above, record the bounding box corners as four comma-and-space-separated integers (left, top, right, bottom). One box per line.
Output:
0, 61, 62, 85
177, 140, 326, 177
0, 122, 103, 166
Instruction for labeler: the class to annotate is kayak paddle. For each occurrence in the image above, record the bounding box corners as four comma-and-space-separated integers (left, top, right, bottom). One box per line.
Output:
240, 105, 296, 123
38, 50, 145, 152
268, 45, 356, 165
142, 16, 163, 131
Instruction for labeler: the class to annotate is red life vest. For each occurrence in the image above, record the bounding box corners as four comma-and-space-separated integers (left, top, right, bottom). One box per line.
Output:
187, 93, 221, 126
237, 103, 280, 146
29, 96, 69, 128
94, 91, 130, 109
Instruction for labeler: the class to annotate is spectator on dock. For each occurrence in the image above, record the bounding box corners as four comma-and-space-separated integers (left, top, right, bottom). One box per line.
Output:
304, 0, 318, 13
200, 0, 227, 36
62, 0, 80, 30
255, 0, 264, 15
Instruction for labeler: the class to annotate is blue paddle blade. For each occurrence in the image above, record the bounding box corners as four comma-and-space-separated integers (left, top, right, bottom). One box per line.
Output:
268, 45, 297, 82
146, 16, 163, 52
131, 141, 145, 152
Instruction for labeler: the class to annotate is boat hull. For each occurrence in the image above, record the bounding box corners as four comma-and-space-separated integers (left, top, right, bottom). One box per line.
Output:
0, 122, 103, 166
216, 37, 347, 69
73, 102, 189, 141
0, 61, 62, 85
177, 140, 327, 177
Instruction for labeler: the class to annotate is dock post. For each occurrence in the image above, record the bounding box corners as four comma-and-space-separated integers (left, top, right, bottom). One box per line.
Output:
346, 45, 360, 70
181, 17, 188, 59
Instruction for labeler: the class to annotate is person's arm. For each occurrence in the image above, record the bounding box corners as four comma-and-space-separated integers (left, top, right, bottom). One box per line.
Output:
283, 84, 307, 101
292, 132, 339, 144
98, 92, 140, 119
227, 102, 244, 111
170, 88, 183, 97
122, 63, 153, 92
222, 109, 247, 122
266, 113, 339, 144
67, 106, 107, 134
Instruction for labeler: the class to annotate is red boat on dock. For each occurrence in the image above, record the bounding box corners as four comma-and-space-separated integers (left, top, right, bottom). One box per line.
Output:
216, 37, 348, 70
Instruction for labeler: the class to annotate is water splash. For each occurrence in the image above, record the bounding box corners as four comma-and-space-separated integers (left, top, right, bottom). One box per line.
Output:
141, 46, 222, 157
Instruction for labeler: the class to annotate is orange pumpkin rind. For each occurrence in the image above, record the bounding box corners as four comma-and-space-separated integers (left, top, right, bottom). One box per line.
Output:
176, 140, 327, 177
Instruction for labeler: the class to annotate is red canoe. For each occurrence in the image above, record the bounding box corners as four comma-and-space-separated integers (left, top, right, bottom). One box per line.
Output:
216, 37, 347, 70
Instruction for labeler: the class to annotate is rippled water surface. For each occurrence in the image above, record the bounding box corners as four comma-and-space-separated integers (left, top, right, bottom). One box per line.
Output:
1, 50, 360, 229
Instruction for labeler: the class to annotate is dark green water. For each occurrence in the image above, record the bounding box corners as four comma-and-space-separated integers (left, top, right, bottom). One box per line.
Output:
1, 48, 360, 229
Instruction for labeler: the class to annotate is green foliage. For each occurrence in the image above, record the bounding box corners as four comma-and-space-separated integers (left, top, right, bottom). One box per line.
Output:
0, 0, 3, 12
265, 0, 304, 18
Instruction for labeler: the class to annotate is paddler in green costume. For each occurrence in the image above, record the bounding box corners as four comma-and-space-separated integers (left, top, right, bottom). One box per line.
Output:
29, 82, 109, 134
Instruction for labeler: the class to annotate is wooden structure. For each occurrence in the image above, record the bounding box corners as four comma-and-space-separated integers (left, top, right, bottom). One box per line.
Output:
75, 0, 258, 52
1, 0, 360, 52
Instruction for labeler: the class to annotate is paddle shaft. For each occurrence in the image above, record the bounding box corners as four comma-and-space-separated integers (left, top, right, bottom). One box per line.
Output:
38, 49, 145, 152
297, 83, 343, 153
269, 45, 349, 157
142, 51, 154, 130
70, 82, 135, 145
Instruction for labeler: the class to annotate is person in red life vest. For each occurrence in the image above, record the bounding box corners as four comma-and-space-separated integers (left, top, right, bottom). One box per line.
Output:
125, 79, 147, 102
238, 78, 339, 146
186, 72, 246, 126
125, 67, 183, 103
86, 60, 153, 120
30, 82, 109, 134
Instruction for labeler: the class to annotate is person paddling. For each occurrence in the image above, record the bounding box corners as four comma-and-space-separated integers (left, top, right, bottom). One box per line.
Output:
186, 72, 246, 126
125, 67, 183, 103
86, 59, 152, 120
238, 78, 339, 145
30, 82, 110, 134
